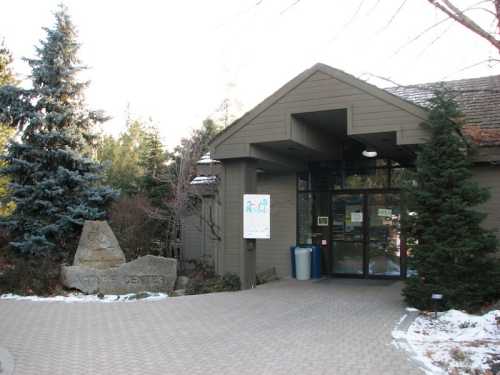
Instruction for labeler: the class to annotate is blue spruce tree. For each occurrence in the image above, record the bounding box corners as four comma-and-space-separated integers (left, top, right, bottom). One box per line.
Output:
0, 6, 117, 257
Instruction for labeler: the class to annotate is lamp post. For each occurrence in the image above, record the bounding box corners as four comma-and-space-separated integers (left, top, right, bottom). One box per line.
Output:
431, 293, 443, 319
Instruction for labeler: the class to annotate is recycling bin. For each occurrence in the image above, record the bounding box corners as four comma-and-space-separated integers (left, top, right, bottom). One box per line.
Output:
294, 248, 311, 280
290, 245, 321, 279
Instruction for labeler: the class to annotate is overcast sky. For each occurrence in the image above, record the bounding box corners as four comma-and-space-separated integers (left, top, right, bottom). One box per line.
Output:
1, 0, 499, 148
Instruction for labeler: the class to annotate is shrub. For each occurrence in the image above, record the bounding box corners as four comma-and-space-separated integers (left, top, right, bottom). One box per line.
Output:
185, 272, 241, 295
109, 194, 166, 260
0, 255, 61, 296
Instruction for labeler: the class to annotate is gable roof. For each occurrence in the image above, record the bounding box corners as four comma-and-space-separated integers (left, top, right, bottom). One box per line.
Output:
211, 63, 500, 149
386, 75, 500, 147
210, 63, 428, 148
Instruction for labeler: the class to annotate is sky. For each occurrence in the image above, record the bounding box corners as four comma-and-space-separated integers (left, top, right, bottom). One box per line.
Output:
1, 0, 499, 149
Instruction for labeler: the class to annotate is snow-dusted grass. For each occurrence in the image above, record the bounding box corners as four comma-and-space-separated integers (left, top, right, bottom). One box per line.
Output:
0, 292, 168, 303
393, 308, 500, 374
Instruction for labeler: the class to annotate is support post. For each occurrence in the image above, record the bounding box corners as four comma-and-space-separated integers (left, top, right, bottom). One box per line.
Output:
222, 158, 257, 289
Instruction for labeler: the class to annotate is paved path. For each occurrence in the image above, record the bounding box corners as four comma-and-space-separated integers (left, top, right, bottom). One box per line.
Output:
0, 279, 421, 375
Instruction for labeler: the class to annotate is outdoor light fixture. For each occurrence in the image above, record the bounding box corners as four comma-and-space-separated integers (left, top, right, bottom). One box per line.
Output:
362, 148, 378, 158
431, 293, 443, 319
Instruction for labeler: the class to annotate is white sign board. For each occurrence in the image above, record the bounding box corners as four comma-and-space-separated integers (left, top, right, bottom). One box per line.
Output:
351, 212, 363, 223
243, 194, 270, 239
378, 208, 392, 217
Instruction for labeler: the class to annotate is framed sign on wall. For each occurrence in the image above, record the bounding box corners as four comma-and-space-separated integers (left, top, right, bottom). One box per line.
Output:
243, 194, 271, 239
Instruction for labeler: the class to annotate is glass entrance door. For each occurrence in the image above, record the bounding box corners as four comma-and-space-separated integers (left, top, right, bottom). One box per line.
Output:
331, 194, 364, 275
330, 192, 403, 277
367, 193, 402, 276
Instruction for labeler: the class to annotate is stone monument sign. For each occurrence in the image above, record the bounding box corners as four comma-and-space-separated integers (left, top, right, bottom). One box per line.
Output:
73, 220, 126, 269
61, 221, 177, 294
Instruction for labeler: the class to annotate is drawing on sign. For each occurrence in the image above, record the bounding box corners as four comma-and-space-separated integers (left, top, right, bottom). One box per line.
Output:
245, 196, 268, 214
243, 194, 270, 239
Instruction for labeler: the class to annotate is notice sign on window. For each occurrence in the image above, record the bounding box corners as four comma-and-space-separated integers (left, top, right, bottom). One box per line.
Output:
351, 212, 363, 223
243, 194, 270, 239
378, 208, 392, 217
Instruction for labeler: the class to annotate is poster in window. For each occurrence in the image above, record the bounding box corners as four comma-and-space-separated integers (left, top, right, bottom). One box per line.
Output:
317, 216, 329, 226
350, 212, 363, 223
243, 194, 271, 239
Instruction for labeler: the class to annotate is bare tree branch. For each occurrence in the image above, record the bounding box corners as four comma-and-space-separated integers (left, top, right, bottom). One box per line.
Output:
441, 57, 500, 79
328, 0, 366, 42
280, 0, 301, 15
416, 21, 454, 57
496, 0, 500, 34
392, 16, 451, 57
427, 0, 500, 53
377, 0, 409, 34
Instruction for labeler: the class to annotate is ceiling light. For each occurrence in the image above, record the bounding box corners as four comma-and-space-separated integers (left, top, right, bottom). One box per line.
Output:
362, 148, 378, 158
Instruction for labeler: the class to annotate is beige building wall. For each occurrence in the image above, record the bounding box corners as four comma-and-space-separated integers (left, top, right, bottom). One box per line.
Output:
256, 172, 297, 277
472, 165, 500, 249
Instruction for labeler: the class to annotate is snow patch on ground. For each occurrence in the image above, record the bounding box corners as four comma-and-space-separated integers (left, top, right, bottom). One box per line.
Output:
0, 292, 168, 303
406, 307, 419, 312
393, 309, 500, 374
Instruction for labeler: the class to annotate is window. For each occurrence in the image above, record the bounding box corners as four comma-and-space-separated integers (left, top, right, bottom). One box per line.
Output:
300, 159, 409, 191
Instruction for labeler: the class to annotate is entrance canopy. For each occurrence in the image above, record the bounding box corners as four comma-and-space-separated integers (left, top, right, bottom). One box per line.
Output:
210, 63, 429, 172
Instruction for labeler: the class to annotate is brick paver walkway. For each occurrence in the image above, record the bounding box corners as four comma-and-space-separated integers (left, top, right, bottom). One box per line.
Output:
0, 279, 421, 375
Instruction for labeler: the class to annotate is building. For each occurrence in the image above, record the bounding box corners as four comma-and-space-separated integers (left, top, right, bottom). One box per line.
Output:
194, 63, 500, 289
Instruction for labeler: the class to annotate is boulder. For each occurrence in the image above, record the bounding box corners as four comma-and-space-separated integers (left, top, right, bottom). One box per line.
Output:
61, 255, 177, 294
73, 221, 126, 269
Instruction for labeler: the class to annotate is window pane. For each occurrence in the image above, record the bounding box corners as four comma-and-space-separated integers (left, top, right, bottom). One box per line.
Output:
331, 194, 364, 241
344, 168, 388, 189
390, 168, 407, 188
332, 241, 364, 274
297, 172, 310, 191
345, 159, 388, 169
297, 193, 313, 244
367, 193, 401, 276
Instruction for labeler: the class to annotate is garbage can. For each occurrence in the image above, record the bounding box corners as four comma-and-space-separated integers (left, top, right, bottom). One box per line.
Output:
310, 245, 321, 279
290, 245, 321, 279
295, 248, 311, 280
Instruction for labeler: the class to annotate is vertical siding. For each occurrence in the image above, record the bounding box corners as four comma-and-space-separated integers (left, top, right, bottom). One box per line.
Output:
256, 172, 297, 277
181, 214, 203, 261
472, 165, 500, 252
222, 162, 245, 274
180, 196, 223, 265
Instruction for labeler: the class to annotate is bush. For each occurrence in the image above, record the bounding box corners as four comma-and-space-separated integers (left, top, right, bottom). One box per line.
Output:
185, 272, 241, 295
183, 258, 241, 295
185, 257, 218, 279
0, 255, 61, 296
109, 194, 167, 261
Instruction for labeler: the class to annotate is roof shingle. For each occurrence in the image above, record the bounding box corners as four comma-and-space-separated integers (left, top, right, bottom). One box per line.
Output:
385, 75, 500, 146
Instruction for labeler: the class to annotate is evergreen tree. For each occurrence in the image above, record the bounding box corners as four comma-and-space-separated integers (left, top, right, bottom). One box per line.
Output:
0, 40, 17, 86
0, 6, 116, 256
97, 116, 149, 195
402, 90, 500, 312
139, 124, 169, 205
0, 41, 16, 216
